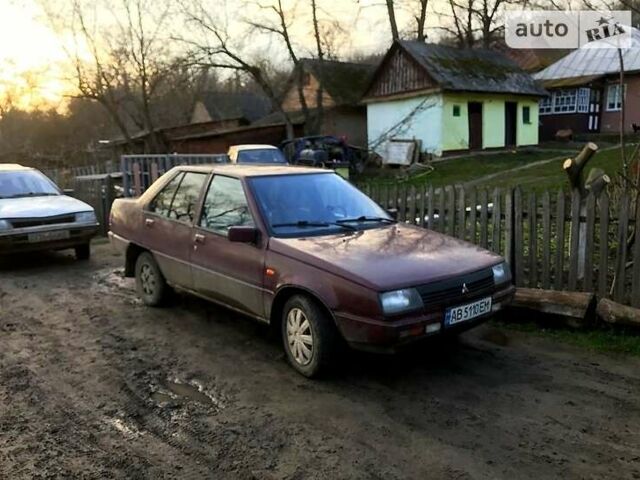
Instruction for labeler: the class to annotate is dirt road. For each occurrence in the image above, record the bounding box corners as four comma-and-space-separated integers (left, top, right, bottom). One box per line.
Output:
1, 243, 640, 479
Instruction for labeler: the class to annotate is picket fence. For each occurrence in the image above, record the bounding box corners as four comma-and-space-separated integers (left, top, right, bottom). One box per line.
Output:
361, 182, 640, 308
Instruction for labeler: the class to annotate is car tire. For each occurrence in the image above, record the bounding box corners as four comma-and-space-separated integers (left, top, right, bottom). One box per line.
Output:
281, 294, 340, 378
75, 243, 91, 260
135, 251, 169, 307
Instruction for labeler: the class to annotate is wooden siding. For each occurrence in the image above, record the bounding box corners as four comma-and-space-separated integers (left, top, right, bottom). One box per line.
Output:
366, 46, 436, 99
281, 73, 335, 112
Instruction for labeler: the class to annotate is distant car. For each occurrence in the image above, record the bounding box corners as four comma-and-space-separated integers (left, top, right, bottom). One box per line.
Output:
0, 164, 98, 259
227, 144, 288, 165
109, 165, 514, 377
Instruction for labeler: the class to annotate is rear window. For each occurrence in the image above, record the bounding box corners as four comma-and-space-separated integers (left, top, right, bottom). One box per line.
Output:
236, 149, 287, 164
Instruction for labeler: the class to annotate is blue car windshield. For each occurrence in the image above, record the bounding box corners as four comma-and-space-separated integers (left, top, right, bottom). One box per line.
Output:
0, 171, 60, 199
237, 149, 287, 164
250, 173, 393, 237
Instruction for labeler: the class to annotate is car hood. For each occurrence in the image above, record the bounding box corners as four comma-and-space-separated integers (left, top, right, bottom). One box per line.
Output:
0, 195, 93, 219
269, 223, 503, 291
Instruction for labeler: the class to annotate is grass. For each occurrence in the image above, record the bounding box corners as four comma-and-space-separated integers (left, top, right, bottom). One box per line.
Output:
479, 145, 636, 193
497, 319, 640, 357
357, 144, 636, 193
357, 148, 577, 189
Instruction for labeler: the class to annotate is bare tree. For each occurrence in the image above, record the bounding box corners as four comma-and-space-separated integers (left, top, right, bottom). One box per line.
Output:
386, 0, 400, 40
40, 0, 175, 152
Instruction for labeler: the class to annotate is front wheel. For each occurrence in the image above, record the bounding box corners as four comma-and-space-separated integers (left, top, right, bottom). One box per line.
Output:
281, 295, 340, 378
135, 252, 169, 307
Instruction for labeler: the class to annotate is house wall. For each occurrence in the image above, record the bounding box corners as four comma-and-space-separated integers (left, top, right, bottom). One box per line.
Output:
517, 99, 539, 146
366, 94, 444, 156
322, 106, 368, 146
191, 101, 213, 124
441, 94, 539, 151
281, 74, 336, 112
600, 75, 640, 133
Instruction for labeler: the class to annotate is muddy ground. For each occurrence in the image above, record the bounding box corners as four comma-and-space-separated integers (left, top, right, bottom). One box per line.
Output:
1, 242, 640, 479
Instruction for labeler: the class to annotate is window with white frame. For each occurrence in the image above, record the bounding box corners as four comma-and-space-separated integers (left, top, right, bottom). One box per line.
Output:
539, 95, 553, 114
577, 88, 590, 113
606, 83, 624, 111
553, 89, 578, 113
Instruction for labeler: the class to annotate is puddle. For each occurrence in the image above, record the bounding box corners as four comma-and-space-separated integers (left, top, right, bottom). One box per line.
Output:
151, 379, 225, 408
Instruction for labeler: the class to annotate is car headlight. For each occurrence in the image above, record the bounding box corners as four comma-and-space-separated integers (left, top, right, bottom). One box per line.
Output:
0, 219, 11, 231
492, 262, 512, 285
76, 211, 97, 223
380, 288, 423, 315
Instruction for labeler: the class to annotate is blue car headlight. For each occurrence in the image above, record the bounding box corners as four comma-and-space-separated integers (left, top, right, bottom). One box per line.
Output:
492, 262, 511, 285
380, 288, 423, 315
76, 211, 97, 223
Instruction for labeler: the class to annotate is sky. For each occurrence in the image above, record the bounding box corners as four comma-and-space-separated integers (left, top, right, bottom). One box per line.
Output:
0, 0, 452, 111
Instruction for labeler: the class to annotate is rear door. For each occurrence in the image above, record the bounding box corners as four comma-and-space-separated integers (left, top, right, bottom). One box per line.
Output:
143, 170, 208, 289
190, 175, 266, 319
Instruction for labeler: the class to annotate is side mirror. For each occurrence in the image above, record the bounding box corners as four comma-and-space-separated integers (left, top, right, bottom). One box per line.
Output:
386, 208, 398, 220
228, 226, 258, 244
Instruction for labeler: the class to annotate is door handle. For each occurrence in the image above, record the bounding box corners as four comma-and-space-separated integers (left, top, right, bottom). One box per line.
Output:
145, 218, 155, 227
194, 233, 205, 244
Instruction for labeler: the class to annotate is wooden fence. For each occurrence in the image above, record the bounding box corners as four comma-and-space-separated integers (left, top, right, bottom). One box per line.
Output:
121, 154, 227, 197
362, 183, 640, 308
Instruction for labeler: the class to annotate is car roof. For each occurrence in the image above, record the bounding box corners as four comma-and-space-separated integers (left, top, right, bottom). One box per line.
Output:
0, 163, 32, 172
175, 164, 330, 178
228, 144, 277, 152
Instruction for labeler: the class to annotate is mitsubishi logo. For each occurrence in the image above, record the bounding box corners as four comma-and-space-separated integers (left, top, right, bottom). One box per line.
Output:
461, 283, 469, 294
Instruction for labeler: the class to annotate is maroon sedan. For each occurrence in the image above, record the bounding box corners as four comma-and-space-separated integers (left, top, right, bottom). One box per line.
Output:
109, 165, 514, 377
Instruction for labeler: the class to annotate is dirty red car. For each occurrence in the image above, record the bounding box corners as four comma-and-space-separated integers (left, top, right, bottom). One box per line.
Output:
108, 165, 514, 377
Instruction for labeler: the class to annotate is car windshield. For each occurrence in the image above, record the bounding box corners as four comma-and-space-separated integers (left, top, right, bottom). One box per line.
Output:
237, 149, 287, 164
0, 170, 60, 199
250, 173, 393, 237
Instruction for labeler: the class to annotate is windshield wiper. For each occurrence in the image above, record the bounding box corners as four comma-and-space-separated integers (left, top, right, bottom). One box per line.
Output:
4, 192, 58, 199
272, 220, 356, 231
337, 216, 395, 225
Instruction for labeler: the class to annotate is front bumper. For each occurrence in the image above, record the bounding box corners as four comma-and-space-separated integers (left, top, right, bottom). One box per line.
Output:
0, 223, 99, 255
335, 284, 515, 353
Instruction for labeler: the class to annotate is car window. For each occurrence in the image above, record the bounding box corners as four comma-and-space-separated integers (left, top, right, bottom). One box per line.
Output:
168, 172, 208, 223
148, 172, 184, 218
199, 176, 254, 234
237, 149, 287, 164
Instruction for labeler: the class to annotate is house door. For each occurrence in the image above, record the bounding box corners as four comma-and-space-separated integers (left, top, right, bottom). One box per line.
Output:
468, 102, 483, 150
505, 102, 518, 146
588, 89, 601, 132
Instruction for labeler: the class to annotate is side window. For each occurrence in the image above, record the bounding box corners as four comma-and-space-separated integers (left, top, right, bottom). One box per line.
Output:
199, 176, 254, 234
149, 172, 184, 218
169, 172, 207, 222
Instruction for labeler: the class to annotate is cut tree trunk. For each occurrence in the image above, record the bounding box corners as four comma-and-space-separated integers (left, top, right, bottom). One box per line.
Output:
596, 298, 640, 327
511, 288, 596, 327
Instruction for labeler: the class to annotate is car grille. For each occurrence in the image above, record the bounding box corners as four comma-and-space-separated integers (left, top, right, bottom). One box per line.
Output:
416, 268, 495, 308
9, 214, 76, 229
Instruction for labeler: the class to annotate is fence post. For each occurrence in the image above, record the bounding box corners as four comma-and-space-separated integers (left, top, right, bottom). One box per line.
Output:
491, 187, 501, 254
568, 189, 581, 290
447, 186, 456, 236
458, 187, 466, 240
514, 187, 524, 287
555, 191, 566, 291
584, 193, 596, 292
614, 191, 630, 302
541, 191, 551, 290
505, 188, 514, 271
598, 192, 610, 297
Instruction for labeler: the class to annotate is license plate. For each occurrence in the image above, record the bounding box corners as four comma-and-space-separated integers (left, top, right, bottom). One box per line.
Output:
445, 297, 492, 326
28, 230, 70, 243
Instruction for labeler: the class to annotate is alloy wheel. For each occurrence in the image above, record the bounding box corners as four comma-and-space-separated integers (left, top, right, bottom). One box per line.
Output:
140, 263, 156, 295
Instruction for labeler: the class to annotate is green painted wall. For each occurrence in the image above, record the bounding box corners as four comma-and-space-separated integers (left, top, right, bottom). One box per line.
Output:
441, 94, 540, 152
517, 99, 539, 146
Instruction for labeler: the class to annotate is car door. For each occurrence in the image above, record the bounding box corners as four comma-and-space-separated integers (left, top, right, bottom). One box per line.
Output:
143, 170, 208, 289
190, 175, 266, 319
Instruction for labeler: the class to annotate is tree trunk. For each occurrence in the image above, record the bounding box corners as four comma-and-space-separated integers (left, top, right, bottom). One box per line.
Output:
386, 0, 399, 40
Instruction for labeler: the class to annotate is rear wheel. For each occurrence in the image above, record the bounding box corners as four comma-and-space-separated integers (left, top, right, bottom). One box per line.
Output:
281, 294, 340, 378
75, 243, 90, 260
135, 252, 169, 307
